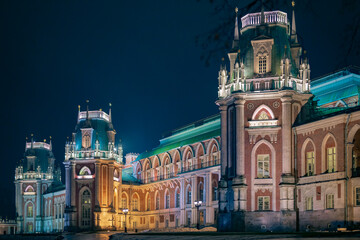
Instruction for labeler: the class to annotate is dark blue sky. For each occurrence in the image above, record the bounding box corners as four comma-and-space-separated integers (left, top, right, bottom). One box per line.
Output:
0, 0, 359, 218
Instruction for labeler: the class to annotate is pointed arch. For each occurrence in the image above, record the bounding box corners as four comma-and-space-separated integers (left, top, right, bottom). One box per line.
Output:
79, 166, 91, 175
173, 149, 181, 175
79, 186, 92, 228
301, 138, 316, 176
145, 192, 151, 211
162, 152, 172, 165
143, 158, 152, 169
120, 192, 129, 209
152, 155, 161, 167
175, 186, 181, 208
183, 145, 195, 160
250, 139, 276, 211
348, 124, 360, 143
131, 192, 140, 211
186, 184, 192, 204
206, 138, 220, 153
251, 104, 275, 120
164, 188, 170, 209
155, 190, 160, 210
196, 142, 206, 157
321, 132, 338, 173
25, 185, 35, 193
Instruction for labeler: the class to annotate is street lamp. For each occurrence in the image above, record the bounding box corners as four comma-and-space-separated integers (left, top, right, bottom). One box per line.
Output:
122, 208, 129, 233
194, 201, 202, 230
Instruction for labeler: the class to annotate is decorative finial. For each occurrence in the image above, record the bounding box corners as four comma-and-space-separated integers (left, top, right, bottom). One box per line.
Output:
99, 108, 102, 111
292, 1, 295, 7
50, 136, 52, 140
44, 139, 46, 143
235, 7, 238, 14
78, 105, 80, 111
31, 133, 33, 137
221, 57, 224, 61
86, 99, 89, 104
109, 103, 112, 107
304, 50, 307, 54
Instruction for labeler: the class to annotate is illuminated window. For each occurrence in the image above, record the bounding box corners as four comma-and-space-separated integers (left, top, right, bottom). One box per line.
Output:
199, 183, 204, 202
165, 192, 170, 209
156, 194, 160, 210
132, 197, 139, 211
355, 187, 360, 206
259, 56, 267, 74
121, 197, 127, 209
258, 111, 269, 120
326, 194, 334, 209
81, 190, 91, 227
306, 151, 315, 176
258, 196, 270, 210
176, 190, 180, 208
257, 154, 270, 178
27, 204, 33, 218
82, 134, 91, 149
79, 166, 91, 176
305, 197, 313, 211
327, 147, 336, 173
187, 187, 192, 204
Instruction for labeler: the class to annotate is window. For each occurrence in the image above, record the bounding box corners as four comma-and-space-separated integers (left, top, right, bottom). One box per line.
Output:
27, 204, 33, 218
166, 166, 170, 179
306, 151, 315, 176
327, 147, 336, 173
258, 111, 269, 120
176, 191, 180, 208
257, 154, 270, 178
132, 197, 139, 211
79, 166, 91, 176
326, 194, 334, 209
165, 193, 170, 209
258, 196, 270, 211
265, 81, 270, 89
212, 186, 218, 201
82, 134, 91, 149
199, 184, 204, 202
355, 187, 360, 206
254, 82, 260, 90
147, 197, 151, 211
121, 198, 127, 209
146, 171, 151, 183
187, 188, 192, 204
81, 190, 91, 227
305, 197, 313, 211
156, 194, 160, 210
259, 56, 267, 74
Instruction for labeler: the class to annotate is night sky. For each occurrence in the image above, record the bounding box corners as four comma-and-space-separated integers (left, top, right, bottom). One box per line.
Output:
0, 0, 359, 219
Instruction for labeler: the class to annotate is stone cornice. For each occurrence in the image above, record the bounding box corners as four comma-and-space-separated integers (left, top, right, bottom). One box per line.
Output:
295, 114, 348, 135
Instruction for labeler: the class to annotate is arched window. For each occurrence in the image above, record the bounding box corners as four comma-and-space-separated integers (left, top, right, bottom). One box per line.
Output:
186, 186, 192, 204
156, 192, 160, 210
146, 194, 151, 211
212, 180, 218, 201
81, 190, 91, 227
132, 193, 139, 211
121, 193, 128, 209
259, 56, 267, 74
165, 190, 170, 209
198, 183, 204, 202
322, 134, 337, 173
27, 203, 33, 217
82, 134, 91, 149
175, 189, 180, 208
79, 166, 91, 176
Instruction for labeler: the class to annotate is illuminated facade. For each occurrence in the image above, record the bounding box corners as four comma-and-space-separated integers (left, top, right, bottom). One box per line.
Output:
16, 4, 360, 234
14, 139, 65, 233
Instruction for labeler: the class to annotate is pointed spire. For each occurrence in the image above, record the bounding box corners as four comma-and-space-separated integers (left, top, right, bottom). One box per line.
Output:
49, 136, 52, 150
260, 0, 265, 24
109, 103, 112, 123
77, 105, 81, 122
232, 7, 240, 49
84, 100, 92, 128
31, 133, 34, 149
25, 137, 28, 150
291, 1, 298, 43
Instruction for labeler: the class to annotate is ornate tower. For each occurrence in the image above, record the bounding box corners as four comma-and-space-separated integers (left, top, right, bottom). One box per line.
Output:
14, 136, 56, 233
217, 5, 311, 232
64, 103, 124, 231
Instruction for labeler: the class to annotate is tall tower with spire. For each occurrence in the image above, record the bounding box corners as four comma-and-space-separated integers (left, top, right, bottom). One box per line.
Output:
216, 3, 311, 232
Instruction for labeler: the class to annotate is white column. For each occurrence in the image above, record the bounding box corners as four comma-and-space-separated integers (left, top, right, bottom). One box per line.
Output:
191, 175, 198, 225
64, 163, 71, 207
235, 99, 245, 179
70, 163, 76, 207
219, 105, 228, 177
205, 172, 213, 224
95, 162, 101, 207
180, 177, 185, 226
36, 181, 41, 216
281, 97, 292, 175
109, 163, 114, 208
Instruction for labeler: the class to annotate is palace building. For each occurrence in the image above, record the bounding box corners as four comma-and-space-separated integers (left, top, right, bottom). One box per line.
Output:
15, 3, 360, 233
